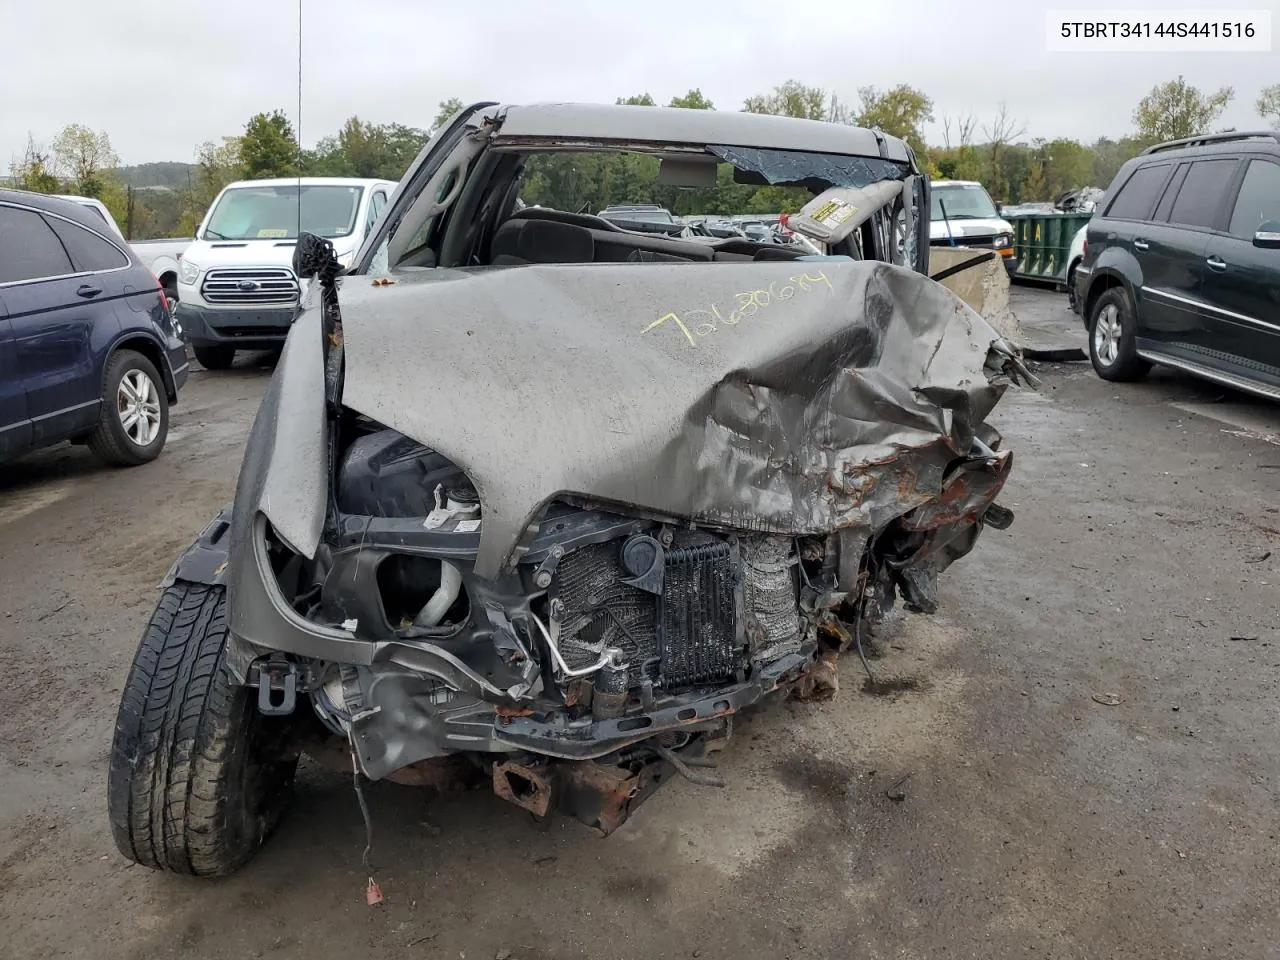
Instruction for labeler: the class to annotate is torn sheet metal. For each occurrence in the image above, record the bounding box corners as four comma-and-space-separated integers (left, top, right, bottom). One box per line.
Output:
338, 259, 1024, 582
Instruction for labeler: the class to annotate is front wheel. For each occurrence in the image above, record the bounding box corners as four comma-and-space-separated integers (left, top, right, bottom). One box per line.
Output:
107, 581, 301, 877
1089, 287, 1151, 382
193, 345, 236, 370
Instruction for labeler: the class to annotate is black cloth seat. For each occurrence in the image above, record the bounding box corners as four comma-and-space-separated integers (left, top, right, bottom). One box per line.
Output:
490, 218, 595, 265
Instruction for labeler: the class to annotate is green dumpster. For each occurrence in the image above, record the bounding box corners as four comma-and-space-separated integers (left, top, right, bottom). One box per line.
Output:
1005, 212, 1091, 285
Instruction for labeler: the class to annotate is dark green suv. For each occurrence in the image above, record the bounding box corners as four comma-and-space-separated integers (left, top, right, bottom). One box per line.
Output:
1074, 131, 1280, 399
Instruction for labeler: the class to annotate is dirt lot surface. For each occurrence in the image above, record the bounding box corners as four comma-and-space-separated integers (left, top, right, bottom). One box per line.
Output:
2, 288, 1278, 960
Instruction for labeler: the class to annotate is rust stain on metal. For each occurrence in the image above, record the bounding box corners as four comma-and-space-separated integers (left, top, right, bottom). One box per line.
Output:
495, 703, 536, 718
492, 760, 553, 817
556, 761, 645, 836
900, 454, 1012, 532
788, 647, 840, 702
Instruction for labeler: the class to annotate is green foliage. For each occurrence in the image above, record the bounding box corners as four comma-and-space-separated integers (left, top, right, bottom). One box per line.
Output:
18, 159, 60, 193
933, 145, 984, 181
743, 80, 848, 122
1132, 76, 1234, 143
239, 110, 298, 179
669, 89, 714, 110
432, 98, 465, 134
178, 137, 243, 235
50, 124, 120, 198
1090, 136, 1148, 186
854, 85, 934, 155
116, 161, 197, 190
616, 93, 656, 106
307, 117, 428, 179
1258, 84, 1280, 129
10, 136, 61, 193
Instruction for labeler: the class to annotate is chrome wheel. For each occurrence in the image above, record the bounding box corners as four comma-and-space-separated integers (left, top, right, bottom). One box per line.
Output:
117, 369, 162, 447
1093, 303, 1122, 366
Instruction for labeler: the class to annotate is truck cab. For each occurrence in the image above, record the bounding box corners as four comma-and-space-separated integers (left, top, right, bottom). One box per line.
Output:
175, 177, 396, 369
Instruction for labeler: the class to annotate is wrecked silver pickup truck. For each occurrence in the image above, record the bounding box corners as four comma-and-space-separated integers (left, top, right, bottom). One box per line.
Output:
107, 101, 1028, 877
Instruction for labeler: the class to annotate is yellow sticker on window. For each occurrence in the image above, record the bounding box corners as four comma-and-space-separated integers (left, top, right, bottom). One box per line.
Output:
257, 228, 288, 238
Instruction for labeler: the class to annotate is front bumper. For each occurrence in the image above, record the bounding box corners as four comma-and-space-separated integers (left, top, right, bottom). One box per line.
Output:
174, 302, 297, 350
1002, 253, 1018, 277
167, 506, 818, 772
1072, 265, 1092, 318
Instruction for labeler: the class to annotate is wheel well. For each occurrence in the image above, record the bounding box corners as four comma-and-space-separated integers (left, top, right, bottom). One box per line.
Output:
1082, 273, 1124, 328
158, 270, 178, 293
113, 336, 176, 402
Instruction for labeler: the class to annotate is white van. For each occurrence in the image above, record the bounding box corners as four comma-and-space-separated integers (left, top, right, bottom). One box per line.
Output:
929, 180, 1017, 277
175, 177, 396, 369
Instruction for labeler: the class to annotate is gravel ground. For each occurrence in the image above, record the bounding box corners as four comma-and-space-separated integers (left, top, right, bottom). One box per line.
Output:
1, 287, 1277, 960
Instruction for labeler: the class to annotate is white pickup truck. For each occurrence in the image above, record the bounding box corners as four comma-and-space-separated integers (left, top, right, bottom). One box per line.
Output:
56, 195, 191, 311
174, 177, 396, 369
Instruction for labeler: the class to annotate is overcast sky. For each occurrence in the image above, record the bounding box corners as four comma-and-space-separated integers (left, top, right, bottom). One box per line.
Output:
5, 0, 1276, 167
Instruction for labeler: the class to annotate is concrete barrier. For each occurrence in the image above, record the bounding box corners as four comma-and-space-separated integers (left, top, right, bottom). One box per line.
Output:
928, 247, 1024, 349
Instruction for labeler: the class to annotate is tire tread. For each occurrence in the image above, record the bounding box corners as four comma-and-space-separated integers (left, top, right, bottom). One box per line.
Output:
107, 581, 294, 877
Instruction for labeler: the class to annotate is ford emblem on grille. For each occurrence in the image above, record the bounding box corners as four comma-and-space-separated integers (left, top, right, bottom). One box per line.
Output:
237, 280, 261, 292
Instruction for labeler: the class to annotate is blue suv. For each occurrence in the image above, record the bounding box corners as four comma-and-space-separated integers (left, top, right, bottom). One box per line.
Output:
0, 191, 188, 466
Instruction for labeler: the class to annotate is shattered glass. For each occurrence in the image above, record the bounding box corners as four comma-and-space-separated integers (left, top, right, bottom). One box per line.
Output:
707, 144, 910, 188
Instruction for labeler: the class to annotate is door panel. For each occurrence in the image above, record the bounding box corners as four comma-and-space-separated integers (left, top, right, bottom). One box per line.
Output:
1139, 158, 1241, 355
0, 311, 31, 459
1200, 158, 1280, 372
1132, 224, 1209, 345
0, 205, 125, 445
6, 278, 120, 444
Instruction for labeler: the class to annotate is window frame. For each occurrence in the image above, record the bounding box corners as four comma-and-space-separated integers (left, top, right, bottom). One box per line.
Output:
0, 202, 133, 289
1159, 157, 1242, 233
1225, 157, 1280, 240
365, 188, 389, 234
44, 212, 131, 274
1103, 162, 1173, 222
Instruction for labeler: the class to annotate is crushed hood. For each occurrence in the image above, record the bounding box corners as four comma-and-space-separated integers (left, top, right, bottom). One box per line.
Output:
338, 259, 1023, 580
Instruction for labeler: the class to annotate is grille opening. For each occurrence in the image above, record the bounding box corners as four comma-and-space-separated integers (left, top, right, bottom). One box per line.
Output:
376, 555, 469, 629
200, 267, 300, 306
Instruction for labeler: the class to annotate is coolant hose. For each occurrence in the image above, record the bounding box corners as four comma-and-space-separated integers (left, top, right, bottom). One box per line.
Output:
415, 561, 462, 627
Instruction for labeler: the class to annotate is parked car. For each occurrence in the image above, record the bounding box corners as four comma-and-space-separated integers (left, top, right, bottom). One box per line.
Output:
51, 194, 190, 312
1074, 131, 1280, 398
175, 177, 396, 370
1066, 222, 1088, 311
930, 180, 1017, 277
0, 191, 188, 465
596, 204, 689, 237
107, 100, 1029, 877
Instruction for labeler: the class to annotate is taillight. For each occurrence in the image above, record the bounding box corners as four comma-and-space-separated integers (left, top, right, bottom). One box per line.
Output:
1083, 240, 1088, 255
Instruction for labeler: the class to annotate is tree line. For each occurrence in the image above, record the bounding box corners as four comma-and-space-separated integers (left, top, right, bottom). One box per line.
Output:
10, 78, 1279, 241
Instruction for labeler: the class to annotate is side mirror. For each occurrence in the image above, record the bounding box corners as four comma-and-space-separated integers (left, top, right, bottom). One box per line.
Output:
1253, 222, 1280, 249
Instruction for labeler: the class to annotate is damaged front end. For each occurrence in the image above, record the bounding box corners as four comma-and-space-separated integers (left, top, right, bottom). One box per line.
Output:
174, 233, 1027, 835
